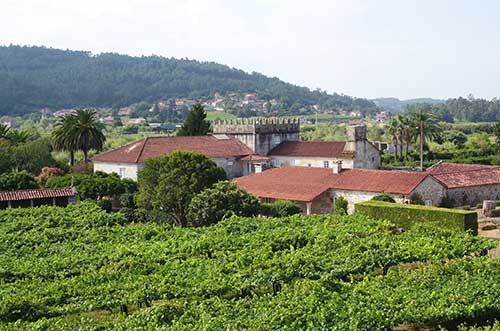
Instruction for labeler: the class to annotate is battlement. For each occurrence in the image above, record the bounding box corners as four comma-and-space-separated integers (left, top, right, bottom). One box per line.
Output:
213, 117, 300, 134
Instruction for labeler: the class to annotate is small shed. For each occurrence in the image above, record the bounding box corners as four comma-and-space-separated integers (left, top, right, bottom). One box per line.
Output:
0, 187, 77, 209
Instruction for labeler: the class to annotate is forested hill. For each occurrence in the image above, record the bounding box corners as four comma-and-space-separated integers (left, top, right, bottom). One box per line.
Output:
0, 45, 375, 115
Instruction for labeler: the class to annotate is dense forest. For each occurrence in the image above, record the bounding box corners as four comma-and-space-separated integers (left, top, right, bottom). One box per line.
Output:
0, 45, 375, 116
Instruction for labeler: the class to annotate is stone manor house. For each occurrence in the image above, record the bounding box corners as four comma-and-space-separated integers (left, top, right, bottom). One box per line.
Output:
93, 118, 500, 214
93, 118, 380, 180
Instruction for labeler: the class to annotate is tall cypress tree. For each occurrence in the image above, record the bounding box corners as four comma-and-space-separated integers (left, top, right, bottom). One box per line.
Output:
177, 103, 211, 136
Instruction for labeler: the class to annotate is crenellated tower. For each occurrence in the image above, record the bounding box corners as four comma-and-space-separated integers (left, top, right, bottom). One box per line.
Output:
212, 118, 300, 156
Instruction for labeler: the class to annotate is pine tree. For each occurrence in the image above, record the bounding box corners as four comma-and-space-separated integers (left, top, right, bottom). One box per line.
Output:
177, 104, 211, 136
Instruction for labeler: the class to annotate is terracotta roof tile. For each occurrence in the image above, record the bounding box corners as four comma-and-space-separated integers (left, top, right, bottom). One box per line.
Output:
93, 135, 255, 163
268, 141, 351, 158
0, 188, 75, 202
431, 168, 500, 189
234, 167, 334, 202
427, 162, 500, 174
234, 167, 429, 201
332, 169, 428, 195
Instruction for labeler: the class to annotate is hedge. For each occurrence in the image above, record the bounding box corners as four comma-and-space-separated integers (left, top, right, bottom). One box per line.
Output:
355, 200, 478, 234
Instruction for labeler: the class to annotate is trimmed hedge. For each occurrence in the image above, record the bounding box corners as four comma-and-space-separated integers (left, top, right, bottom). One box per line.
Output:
355, 200, 478, 234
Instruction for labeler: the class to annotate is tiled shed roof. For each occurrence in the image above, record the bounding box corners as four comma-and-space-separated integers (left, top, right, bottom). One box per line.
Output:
0, 188, 75, 202
267, 141, 352, 158
93, 136, 255, 163
233, 167, 335, 202
431, 168, 500, 189
427, 162, 500, 174
234, 166, 429, 202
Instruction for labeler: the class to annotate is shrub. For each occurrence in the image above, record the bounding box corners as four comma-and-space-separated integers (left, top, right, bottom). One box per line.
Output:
35, 167, 65, 187
371, 193, 396, 203
334, 196, 348, 214
96, 198, 113, 212
439, 195, 456, 208
0, 170, 39, 191
355, 200, 478, 234
46, 172, 137, 200
119, 193, 136, 209
188, 181, 260, 226
409, 192, 425, 205
260, 200, 301, 217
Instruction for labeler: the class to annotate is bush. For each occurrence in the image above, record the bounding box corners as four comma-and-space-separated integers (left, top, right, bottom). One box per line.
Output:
119, 193, 136, 209
46, 172, 137, 200
439, 195, 456, 208
355, 200, 478, 234
334, 196, 348, 214
188, 181, 260, 226
409, 192, 425, 205
35, 167, 65, 187
96, 198, 113, 212
0, 170, 39, 191
260, 200, 301, 217
371, 193, 396, 203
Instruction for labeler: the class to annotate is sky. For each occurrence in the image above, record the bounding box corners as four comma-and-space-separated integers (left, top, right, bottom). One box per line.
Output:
2, 0, 500, 100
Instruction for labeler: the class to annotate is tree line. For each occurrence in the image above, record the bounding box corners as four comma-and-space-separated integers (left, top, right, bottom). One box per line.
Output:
405, 96, 500, 123
0, 45, 376, 116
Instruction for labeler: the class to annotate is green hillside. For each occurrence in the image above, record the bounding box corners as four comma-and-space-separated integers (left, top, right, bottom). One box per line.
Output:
0, 45, 375, 116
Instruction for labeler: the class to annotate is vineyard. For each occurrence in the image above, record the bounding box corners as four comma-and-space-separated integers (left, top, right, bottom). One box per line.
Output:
0, 202, 499, 330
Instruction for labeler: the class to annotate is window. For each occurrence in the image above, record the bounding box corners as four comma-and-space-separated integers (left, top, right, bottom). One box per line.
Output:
425, 200, 432, 206
262, 197, 274, 203
119, 167, 126, 178
323, 161, 329, 168
307, 163, 311, 167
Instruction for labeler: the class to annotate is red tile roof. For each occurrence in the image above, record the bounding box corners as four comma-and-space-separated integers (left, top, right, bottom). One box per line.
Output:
234, 167, 429, 201
0, 188, 75, 202
234, 167, 334, 202
332, 169, 428, 195
93, 136, 255, 163
431, 168, 500, 189
268, 141, 352, 158
427, 162, 500, 174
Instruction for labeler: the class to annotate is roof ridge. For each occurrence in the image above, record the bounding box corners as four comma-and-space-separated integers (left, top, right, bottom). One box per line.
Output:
135, 137, 149, 163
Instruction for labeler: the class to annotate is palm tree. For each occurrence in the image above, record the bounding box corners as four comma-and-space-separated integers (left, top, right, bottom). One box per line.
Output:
409, 110, 442, 171
397, 114, 412, 161
72, 109, 106, 163
52, 114, 79, 166
52, 109, 106, 165
387, 119, 399, 161
0, 124, 10, 141
7, 130, 31, 144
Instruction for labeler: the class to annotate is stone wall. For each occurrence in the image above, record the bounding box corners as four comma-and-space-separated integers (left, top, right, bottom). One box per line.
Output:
411, 176, 446, 206
213, 157, 244, 179
333, 190, 403, 214
352, 141, 381, 169
446, 185, 500, 207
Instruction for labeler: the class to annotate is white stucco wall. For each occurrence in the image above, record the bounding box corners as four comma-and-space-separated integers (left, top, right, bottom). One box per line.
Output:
93, 161, 142, 180
270, 156, 354, 169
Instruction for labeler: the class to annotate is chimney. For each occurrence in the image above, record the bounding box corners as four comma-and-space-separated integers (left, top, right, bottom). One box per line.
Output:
332, 160, 343, 174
